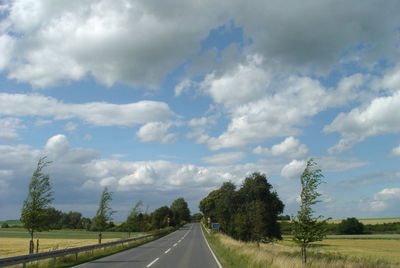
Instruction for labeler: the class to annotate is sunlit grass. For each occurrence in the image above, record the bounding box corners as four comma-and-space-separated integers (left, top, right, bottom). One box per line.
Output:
0, 228, 140, 258
202, 224, 400, 268
0, 237, 122, 258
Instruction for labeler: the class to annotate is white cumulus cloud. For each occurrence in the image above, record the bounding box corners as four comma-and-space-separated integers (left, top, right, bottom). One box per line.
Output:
365, 188, 400, 212
136, 122, 177, 144
0, 93, 174, 127
45, 134, 69, 159
0, 117, 24, 141
64, 122, 77, 133
200, 54, 271, 108
253, 136, 308, 159
0, 35, 14, 71
391, 144, 400, 156
280, 160, 306, 180
202, 152, 245, 165
325, 91, 400, 153
1, 0, 229, 88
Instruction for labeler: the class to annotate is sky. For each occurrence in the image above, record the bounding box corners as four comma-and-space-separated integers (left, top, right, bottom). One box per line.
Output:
0, 0, 400, 221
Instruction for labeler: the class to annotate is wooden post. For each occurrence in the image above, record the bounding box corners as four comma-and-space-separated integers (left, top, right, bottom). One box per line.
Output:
301, 245, 307, 264
75, 252, 78, 261
36, 239, 39, 253
29, 240, 34, 254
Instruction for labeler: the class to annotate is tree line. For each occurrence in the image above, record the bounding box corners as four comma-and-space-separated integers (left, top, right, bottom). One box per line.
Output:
281, 217, 400, 235
20, 156, 191, 253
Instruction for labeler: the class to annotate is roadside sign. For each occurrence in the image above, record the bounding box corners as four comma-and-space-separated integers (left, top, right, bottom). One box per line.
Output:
211, 223, 220, 230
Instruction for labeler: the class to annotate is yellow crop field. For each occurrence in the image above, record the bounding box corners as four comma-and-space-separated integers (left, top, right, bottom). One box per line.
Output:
315, 238, 400, 263
0, 237, 118, 258
203, 225, 400, 268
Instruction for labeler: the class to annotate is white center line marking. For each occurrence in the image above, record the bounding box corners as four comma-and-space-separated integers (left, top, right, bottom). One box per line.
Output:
146, 257, 159, 267
173, 243, 178, 247
165, 248, 171, 254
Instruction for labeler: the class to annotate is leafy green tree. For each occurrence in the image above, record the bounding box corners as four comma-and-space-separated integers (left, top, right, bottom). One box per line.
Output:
61, 211, 82, 229
199, 189, 219, 223
199, 181, 238, 233
338, 217, 364, 234
216, 182, 237, 234
236, 173, 284, 243
21, 157, 54, 254
78, 217, 92, 230
92, 187, 114, 244
292, 159, 328, 264
170, 198, 191, 226
43, 207, 63, 229
151, 206, 171, 229
125, 200, 144, 236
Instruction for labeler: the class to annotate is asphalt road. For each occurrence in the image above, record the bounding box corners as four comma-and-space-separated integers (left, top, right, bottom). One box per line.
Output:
74, 223, 222, 268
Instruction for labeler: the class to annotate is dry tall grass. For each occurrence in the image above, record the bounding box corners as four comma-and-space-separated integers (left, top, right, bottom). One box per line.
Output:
0, 238, 118, 258
213, 232, 398, 268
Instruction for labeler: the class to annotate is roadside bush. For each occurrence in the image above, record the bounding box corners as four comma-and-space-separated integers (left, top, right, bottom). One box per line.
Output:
1, 223, 9, 228
338, 217, 364, 234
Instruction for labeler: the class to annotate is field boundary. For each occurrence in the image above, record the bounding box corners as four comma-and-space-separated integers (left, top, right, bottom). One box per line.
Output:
0, 229, 174, 267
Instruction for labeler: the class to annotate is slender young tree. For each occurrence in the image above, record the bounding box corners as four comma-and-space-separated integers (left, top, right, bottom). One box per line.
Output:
125, 200, 144, 237
292, 158, 328, 264
21, 156, 54, 254
92, 187, 114, 244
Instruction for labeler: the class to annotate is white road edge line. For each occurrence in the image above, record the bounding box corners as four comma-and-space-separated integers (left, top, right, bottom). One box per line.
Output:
201, 224, 223, 268
146, 257, 159, 267
165, 248, 171, 254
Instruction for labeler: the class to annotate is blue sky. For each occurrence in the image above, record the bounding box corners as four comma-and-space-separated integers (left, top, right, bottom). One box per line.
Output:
1, 0, 400, 221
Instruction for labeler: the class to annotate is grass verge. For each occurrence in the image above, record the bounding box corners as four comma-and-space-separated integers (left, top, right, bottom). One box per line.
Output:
201, 224, 399, 268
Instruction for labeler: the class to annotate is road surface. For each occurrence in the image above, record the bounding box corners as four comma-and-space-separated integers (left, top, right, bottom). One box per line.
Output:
74, 223, 222, 268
